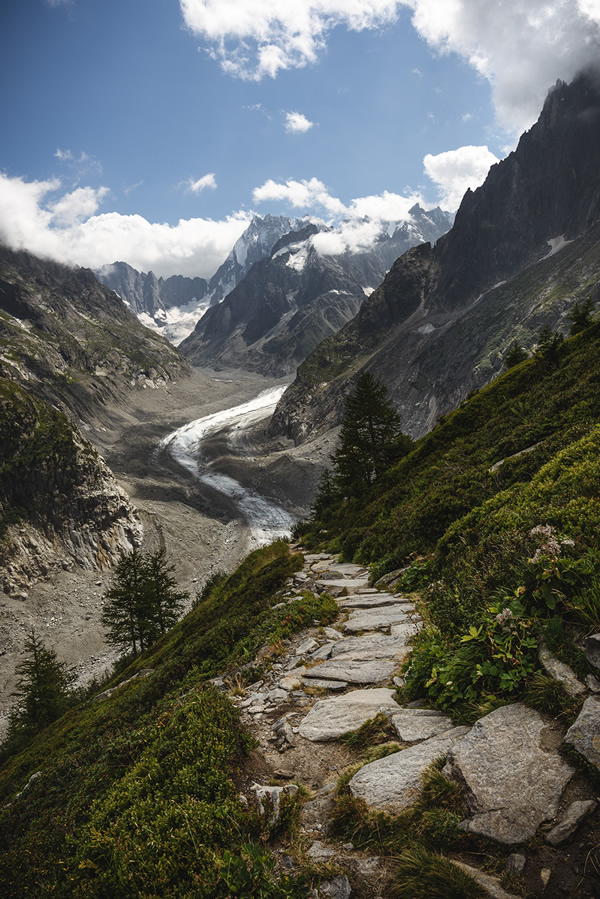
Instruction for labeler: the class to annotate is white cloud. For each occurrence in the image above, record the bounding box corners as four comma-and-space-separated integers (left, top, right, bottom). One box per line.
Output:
253, 177, 346, 216
181, 1, 600, 133
423, 145, 499, 211
50, 186, 110, 226
253, 175, 425, 255
179, 0, 403, 79
0, 173, 250, 279
404, 0, 600, 133
54, 148, 102, 176
284, 111, 314, 133
185, 172, 217, 193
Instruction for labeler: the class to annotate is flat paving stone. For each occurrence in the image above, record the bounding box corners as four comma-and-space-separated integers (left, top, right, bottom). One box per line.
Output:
349, 727, 470, 812
331, 633, 412, 661
303, 658, 397, 685
337, 594, 411, 610
342, 606, 412, 633
299, 688, 400, 742
445, 704, 575, 844
302, 678, 348, 692
316, 578, 371, 594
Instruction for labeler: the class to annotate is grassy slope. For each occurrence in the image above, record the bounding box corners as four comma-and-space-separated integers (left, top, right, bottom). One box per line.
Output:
297, 322, 600, 717
0, 541, 337, 898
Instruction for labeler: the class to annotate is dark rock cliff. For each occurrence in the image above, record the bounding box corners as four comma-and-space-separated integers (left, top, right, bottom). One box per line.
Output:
269, 70, 600, 444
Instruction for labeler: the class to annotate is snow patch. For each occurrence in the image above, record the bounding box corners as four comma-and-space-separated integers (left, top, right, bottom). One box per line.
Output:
417, 323, 436, 335
137, 298, 211, 345
286, 245, 308, 272
545, 235, 573, 258
363, 287, 375, 297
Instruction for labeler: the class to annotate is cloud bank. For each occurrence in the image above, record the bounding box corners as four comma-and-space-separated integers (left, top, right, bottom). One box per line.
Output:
0, 174, 250, 279
181, 0, 600, 132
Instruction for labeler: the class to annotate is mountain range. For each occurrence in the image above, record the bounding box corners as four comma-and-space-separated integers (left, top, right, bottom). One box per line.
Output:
179, 205, 451, 375
269, 70, 600, 444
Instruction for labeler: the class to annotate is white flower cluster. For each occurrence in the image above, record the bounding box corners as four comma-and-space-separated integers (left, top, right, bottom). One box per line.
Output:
528, 525, 574, 563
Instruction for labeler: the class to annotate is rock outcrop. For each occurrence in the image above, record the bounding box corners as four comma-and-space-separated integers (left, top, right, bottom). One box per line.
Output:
0, 380, 142, 597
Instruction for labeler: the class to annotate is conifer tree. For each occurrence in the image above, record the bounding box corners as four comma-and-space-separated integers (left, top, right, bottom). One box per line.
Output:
101, 547, 149, 657
504, 341, 528, 369
101, 548, 187, 657
7, 629, 73, 745
569, 297, 595, 335
331, 372, 411, 497
144, 549, 187, 637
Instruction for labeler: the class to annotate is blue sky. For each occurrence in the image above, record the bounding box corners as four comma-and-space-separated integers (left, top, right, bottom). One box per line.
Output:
1, 1, 599, 277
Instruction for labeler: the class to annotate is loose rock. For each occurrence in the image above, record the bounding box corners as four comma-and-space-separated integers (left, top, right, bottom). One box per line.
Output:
545, 799, 597, 846
391, 708, 454, 742
564, 696, 600, 768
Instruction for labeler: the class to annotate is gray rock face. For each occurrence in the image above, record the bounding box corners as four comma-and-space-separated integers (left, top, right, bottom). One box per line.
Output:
583, 633, 600, 669
545, 799, 597, 846
444, 704, 575, 844
564, 696, 600, 768
299, 688, 399, 742
349, 727, 470, 812
303, 658, 396, 685
391, 708, 454, 743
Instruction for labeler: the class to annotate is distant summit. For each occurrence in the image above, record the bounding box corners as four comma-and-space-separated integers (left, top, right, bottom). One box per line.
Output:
179, 205, 451, 375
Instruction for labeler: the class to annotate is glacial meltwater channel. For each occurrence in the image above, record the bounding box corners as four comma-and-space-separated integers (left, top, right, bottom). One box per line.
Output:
159, 387, 295, 548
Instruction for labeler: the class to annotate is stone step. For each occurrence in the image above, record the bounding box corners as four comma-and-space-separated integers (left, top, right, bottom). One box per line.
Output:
330, 633, 411, 661
341, 606, 414, 633
348, 726, 471, 812
303, 658, 397, 685
315, 578, 371, 594
337, 593, 413, 610
299, 688, 400, 742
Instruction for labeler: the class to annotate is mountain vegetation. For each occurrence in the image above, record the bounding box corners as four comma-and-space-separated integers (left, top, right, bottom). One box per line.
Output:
0, 541, 338, 896
296, 314, 600, 719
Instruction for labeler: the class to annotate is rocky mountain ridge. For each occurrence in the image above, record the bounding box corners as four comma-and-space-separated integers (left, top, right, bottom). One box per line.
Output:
179, 204, 451, 376
0, 245, 191, 595
96, 214, 309, 344
0, 245, 190, 427
269, 70, 600, 443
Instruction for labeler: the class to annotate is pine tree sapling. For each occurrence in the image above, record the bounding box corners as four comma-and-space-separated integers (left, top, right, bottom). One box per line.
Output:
7, 629, 73, 745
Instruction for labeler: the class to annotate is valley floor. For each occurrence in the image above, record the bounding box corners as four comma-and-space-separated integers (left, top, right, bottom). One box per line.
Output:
0, 366, 334, 737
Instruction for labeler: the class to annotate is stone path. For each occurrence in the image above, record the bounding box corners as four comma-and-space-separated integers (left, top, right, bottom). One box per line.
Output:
225, 551, 600, 898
